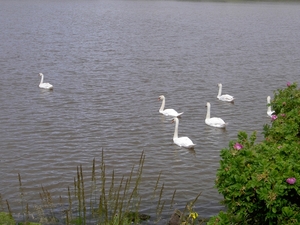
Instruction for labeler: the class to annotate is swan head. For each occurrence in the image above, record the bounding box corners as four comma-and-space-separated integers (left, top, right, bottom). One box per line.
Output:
158, 95, 165, 101
206, 102, 211, 108
39, 73, 43, 76
171, 117, 179, 123
218, 83, 222, 87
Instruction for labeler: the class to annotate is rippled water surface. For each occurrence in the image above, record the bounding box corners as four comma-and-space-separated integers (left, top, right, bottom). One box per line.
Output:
1, 0, 300, 223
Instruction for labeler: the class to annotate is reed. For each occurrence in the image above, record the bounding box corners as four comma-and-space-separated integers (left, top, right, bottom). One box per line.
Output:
66, 186, 72, 224
170, 189, 177, 209
68, 164, 88, 225
39, 185, 58, 223
96, 150, 146, 225
180, 191, 202, 224
153, 170, 162, 195
89, 158, 97, 217
155, 182, 165, 221
2, 150, 204, 224
26, 203, 30, 223
18, 173, 25, 222
6, 200, 12, 219
76, 166, 82, 222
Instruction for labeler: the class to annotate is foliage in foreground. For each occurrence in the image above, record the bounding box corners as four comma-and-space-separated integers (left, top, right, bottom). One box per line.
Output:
0, 211, 15, 225
208, 82, 300, 224
1, 150, 204, 225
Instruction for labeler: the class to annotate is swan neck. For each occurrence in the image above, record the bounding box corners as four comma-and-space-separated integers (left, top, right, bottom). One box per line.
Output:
173, 119, 179, 139
267, 105, 272, 112
206, 105, 211, 119
217, 85, 222, 97
267, 97, 272, 112
40, 74, 44, 84
159, 98, 165, 113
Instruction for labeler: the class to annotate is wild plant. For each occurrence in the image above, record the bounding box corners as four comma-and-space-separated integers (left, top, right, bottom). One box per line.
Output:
3, 149, 204, 224
208, 82, 300, 224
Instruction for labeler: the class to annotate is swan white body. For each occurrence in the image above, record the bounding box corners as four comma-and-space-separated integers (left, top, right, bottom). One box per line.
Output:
217, 83, 234, 102
172, 117, 195, 149
158, 95, 183, 117
267, 96, 275, 117
39, 73, 53, 90
205, 102, 227, 128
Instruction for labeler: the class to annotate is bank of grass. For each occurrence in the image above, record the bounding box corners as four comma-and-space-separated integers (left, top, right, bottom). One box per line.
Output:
1, 150, 207, 225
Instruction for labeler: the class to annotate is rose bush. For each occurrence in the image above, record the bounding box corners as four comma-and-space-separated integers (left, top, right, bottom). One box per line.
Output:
208, 83, 300, 225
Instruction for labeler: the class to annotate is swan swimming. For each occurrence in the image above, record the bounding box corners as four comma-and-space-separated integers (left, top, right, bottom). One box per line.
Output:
39, 73, 53, 90
205, 102, 227, 128
267, 96, 275, 117
217, 83, 234, 103
158, 95, 183, 117
172, 117, 195, 149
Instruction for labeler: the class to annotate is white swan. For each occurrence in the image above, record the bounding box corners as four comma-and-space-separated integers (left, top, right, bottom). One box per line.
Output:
39, 73, 53, 90
267, 96, 275, 117
217, 83, 234, 103
172, 117, 195, 149
158, 95, 183, 117
205, 102, 227, 128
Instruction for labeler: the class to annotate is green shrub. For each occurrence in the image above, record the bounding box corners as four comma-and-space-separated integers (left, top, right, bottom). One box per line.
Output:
0, 212, 15, 225
208, 83, 300, 225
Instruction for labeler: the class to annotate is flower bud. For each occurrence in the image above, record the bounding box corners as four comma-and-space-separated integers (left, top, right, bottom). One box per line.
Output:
271, 115, 277, 121
234, 143, 243, 150
286, 177, 296, 185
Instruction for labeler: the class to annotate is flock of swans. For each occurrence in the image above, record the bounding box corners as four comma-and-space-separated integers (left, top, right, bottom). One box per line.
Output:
38, 74, 274, 150
158, 83, 234, 149
158, 84, 274, 150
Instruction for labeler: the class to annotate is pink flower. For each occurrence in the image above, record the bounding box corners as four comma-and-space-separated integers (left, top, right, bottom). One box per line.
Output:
234, 143, 243, 150
287, 82, 291, 87
271, 114, 277, 121
286, 177, 296, 185
281, 114, 286, 117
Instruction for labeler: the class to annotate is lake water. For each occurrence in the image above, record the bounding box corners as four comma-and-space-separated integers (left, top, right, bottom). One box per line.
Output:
0, 0, 300, 223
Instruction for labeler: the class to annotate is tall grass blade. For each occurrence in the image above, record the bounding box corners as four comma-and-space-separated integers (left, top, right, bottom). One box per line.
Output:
170, 189, 176, 209
153, 171, 162, 197
76, 166, 82, 221
155, 183, 165, 222
90, 158, 96, 217
6, 200, 13, 219
18, 173, 25, 221
80, 165, 86, 225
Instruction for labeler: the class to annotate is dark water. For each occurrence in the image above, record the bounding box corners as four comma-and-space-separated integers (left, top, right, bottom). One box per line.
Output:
1, 0, 300, 223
